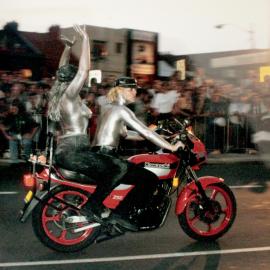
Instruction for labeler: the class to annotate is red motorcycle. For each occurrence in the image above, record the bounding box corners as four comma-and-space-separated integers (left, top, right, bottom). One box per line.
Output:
19, 118, 236, 252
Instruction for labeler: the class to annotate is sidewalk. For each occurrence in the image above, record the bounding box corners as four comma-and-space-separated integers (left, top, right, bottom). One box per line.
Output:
0, 153, 263, 166
207, 152, 262, 164
0, 158, 27, 166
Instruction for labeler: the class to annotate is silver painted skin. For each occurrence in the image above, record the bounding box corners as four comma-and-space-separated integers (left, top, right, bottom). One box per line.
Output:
57, 25, 92, 138
92, 91, 184, 152
59, 98, 92, 137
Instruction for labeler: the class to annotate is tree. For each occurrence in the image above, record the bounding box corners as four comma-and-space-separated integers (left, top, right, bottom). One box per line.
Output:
3, 21, 19, 32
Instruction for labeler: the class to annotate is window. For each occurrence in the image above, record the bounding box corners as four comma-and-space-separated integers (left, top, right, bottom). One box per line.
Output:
115, 42, 122, 54
138, 45, 145, 52
92, 40, 108, 60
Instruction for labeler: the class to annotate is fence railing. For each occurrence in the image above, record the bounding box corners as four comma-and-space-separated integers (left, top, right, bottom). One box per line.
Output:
191, 115, 259, 153
120, 115, 259, 155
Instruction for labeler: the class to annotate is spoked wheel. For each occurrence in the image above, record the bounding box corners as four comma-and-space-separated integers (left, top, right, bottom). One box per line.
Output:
178, 182, 236, 241
32, 186, 100, 252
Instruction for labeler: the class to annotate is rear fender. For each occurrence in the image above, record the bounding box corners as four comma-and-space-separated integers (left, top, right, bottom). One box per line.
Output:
175, 176, 224, 215
19, 184, 58, 223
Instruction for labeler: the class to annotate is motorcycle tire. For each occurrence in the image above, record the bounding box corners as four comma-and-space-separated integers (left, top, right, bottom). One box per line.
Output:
178, 182, 236, 241
32, 185, 101, 252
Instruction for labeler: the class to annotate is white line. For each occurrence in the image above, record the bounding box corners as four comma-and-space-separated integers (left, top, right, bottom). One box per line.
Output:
0, 191, 18, 195
1, 246, 270, 268
229, 185, 264, 189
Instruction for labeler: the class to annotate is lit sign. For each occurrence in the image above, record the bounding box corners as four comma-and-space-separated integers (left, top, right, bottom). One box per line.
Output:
176, 59, 186, 80
131, 64, 155, 75
260, 66, 270, 82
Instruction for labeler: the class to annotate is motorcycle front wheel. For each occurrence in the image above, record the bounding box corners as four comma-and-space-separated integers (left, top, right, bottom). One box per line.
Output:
32, 186, 100, 252
178, 182, 236, 241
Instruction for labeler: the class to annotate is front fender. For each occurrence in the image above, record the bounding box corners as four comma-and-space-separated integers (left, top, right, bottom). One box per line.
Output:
19, 184, 58, 223
175, 176, 224, 215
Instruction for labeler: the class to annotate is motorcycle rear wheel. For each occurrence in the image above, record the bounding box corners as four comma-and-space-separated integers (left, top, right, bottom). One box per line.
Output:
32, 186, 100, 252
178, 182, 236, 241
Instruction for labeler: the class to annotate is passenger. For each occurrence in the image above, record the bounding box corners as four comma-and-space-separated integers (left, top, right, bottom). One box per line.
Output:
47, 26, 136, 231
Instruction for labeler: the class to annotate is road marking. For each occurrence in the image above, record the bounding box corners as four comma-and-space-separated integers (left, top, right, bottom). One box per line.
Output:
0, 191, 18, 195
1, 246, 270, 267
229, 184, 264, 189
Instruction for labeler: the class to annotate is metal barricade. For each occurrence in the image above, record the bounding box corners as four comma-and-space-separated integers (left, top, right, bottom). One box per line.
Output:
192, 115, 258, 153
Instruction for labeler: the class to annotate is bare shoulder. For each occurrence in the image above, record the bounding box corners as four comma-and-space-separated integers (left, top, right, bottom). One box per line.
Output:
120, 105, 135, 115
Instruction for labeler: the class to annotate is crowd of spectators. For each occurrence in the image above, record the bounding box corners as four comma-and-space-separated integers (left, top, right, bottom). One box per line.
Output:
0, 68, 270, 163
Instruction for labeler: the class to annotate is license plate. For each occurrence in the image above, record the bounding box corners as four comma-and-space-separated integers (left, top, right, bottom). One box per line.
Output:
24, 190, 34, 203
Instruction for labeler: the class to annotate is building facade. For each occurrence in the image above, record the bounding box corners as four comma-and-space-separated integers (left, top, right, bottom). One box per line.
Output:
0, 22, 159, 82
160, 49, 270, 84
62, 25, 158, 82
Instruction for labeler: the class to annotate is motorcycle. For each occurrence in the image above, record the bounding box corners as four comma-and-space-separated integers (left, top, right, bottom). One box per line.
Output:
19, 118, 236, 252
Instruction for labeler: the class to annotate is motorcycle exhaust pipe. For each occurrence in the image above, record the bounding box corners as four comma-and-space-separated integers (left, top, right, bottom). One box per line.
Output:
74, 222, 101, 233
65, 216, 88, 223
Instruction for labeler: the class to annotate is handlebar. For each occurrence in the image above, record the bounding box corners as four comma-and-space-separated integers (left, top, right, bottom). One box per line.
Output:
155, 118, 194, 151
157, 118, 191, 134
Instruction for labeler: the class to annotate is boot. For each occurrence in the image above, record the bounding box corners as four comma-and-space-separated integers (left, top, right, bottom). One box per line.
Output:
106, 212, 138, 232
84, 199, 138, 232
82, 200, 109, 223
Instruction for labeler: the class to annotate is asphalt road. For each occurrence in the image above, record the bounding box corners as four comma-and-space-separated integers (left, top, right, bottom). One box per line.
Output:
0, 161, 270, 270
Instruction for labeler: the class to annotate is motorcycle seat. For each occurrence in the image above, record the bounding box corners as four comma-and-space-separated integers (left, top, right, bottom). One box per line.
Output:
57, 167, 96, 184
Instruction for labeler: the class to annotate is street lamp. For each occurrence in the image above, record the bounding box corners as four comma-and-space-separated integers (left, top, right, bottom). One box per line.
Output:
215, 23, 255, 49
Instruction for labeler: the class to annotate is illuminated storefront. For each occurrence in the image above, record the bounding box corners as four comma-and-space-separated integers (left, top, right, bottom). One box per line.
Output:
127, 30, 158, 83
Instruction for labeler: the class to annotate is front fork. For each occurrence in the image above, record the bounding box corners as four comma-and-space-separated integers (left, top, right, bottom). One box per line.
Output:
175, 167, 224, 215
185, 165, 210, 204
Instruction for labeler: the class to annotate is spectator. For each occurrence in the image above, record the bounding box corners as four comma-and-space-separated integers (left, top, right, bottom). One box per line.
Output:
150, 81, 179, 123
228, 90, 251, 152
0, 72, 12, 94
204, 90, 228, 154
194, 67, 206, 87
173, 86, 194, 120
85, 91, 98, 140
0, 93, 8, 157
25, 92, 46, 150
192, 84, 209, 141
252, 93, 270, 167
96, 84, 110, 115
133, 87, 151, 124
0, 99, 39, 162
6, 82, 26, 105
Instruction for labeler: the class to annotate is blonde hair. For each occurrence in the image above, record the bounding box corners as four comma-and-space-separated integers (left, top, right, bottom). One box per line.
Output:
107, 86, 124, 102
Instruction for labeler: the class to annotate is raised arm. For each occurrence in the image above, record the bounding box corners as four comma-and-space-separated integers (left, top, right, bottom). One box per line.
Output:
65, 25, 91, 98
121, 107, 184, 152
58, 35, 76, 68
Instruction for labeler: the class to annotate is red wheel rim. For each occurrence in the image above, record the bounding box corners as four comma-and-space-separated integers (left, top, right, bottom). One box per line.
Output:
185, 185, 233, 237
42, 190, 94, 246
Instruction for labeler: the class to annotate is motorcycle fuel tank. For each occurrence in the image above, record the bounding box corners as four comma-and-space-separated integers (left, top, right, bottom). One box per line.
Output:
128, 153, 179, 179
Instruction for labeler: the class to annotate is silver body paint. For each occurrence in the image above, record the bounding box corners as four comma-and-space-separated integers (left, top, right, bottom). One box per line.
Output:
59, 96, 92, 136
56, 26, 92, 137
92, 93, 176, 151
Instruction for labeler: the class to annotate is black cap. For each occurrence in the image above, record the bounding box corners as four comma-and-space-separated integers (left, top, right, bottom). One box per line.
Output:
114, 77, 137, 88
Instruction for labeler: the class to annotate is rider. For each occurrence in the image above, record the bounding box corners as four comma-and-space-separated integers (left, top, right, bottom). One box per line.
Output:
90, 77, 184, 224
